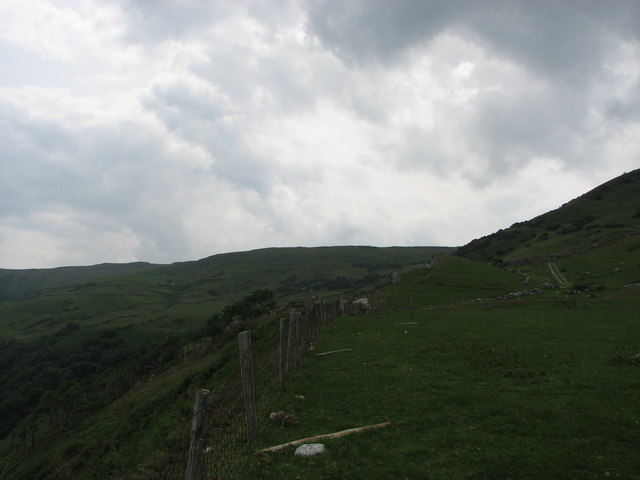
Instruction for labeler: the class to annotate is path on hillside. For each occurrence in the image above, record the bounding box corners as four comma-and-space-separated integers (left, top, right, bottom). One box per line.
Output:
548, 262, 572, 288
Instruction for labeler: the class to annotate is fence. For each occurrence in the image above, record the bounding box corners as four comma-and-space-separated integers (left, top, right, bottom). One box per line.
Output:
155, 297, 357, 480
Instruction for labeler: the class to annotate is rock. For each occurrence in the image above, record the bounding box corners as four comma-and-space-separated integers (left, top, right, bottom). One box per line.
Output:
353, 297, 370, 311
294, 443, 326, 457
270, 411, 298, 426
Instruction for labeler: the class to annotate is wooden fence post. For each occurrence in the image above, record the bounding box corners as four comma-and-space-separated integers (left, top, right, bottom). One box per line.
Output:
286, 310, 295, 374
409, 297, 414, 322
238, 331, 257, 442
303, 307, 312, 353
279, 318, 286, 392
186, 388, 209, 480
294, 314, 302, 368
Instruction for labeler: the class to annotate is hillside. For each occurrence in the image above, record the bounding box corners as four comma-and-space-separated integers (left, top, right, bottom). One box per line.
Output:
0, 262, 162, 302
457, 169, 640, 268
238, 172, 640, 479
1, 170, 639, 479
243, 260, 640, 479
0, 246, 450, 341
0, 245, 449, 477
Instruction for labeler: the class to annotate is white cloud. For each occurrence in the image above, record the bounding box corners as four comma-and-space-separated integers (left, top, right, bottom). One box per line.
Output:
0, 0, 638, 268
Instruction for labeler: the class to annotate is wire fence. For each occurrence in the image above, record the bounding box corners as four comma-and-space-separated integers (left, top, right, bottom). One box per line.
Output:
154, 297, 360, 480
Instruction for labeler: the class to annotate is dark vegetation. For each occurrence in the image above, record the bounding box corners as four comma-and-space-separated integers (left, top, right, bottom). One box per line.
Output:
0, 246, 447, 478
1, 169, 639, 479
205, 288, 276, 336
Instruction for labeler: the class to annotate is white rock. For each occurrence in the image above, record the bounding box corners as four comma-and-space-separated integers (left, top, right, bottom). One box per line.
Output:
294, 443, 326, 457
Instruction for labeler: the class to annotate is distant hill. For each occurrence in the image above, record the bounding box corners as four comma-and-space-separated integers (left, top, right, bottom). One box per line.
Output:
456, 169, 640, 271
0, 262, 162, 301
0, 246, 451, 340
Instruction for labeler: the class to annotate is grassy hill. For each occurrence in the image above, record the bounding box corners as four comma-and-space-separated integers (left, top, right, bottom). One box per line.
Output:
0, 245, 449, 478
457, 169, 640, 298
1, 170, 639, 479
0, 262, 162, 302
179, 166, 640, 478
244, 268, 639, 479
240, 171, 640, 479
0, 246, 450, 341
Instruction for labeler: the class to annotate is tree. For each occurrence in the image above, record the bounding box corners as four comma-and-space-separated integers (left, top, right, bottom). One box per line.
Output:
206, 289, 277, 336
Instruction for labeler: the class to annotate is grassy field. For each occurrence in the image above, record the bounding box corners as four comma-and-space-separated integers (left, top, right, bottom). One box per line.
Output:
241, 262, 640, 479
0, 246, 449, 341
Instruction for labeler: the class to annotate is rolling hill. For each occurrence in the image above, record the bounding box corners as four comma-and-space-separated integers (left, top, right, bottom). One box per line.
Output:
0, 245, 449, 475
0, 246, 450, 341
457, 169, 640, 264
457, 169, 640, 292
241, 170, 640, 480
1, 170, 639, 479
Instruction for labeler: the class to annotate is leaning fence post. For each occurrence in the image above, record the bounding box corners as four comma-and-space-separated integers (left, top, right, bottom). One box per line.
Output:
279, 318, 286, 392
186, 388, 210, 480
238, 331, 258, 442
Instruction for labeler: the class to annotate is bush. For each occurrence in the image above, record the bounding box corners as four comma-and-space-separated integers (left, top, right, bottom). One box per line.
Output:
206, 288, 277, 336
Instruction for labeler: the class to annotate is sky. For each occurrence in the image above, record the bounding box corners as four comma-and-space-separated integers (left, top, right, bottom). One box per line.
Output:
1, 0, 638, 269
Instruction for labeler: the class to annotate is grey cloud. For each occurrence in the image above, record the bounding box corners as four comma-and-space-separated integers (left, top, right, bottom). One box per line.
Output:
394, 126, 460, 177
606, 77, 640, 121
466, 87, 591, 174
2, 0, 637, 268
190, 43, 318, 114
465, 1, 640, 87
305, 0, 639, 82
148, 82, 228, 124
122, 0, 224, 43
0, 101, 195, 258
304, 0, 460, 65
306, 0, 639, 183
143, 81, 274, 194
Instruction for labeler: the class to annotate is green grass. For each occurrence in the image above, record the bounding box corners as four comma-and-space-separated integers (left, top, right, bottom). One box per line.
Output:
0, 246, 450, 341
242, 294, 640, 479
379, 255, 527, 309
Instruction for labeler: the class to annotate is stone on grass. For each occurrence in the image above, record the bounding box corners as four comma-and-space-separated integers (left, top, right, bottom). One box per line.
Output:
294, 443, 326, 457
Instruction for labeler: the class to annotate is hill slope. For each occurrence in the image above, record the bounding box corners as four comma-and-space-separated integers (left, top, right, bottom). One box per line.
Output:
457, 169, 640, 265
238, 170, 640, 478
0, 245, 450, 473
457, 169, 640, 291
0, 262, 162, 302
0, 246, 451, 341
2, 170, 639, 479
244, 263, 640, 479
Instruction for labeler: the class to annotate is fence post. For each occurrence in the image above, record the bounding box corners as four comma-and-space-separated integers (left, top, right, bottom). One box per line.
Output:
323, 299, 328, 324
279, 318, 286, 392
303, 306, 312, 353
238, 331, 257, 442
186, 388, 209, 480
294, 314, 302, 368
286, 310, 295, 374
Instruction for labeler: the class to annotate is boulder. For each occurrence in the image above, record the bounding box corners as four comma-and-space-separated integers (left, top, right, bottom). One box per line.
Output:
294, 443, 326, 457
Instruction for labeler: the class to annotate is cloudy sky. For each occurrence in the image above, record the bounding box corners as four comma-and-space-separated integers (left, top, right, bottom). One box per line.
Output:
1, 0, 638, 269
